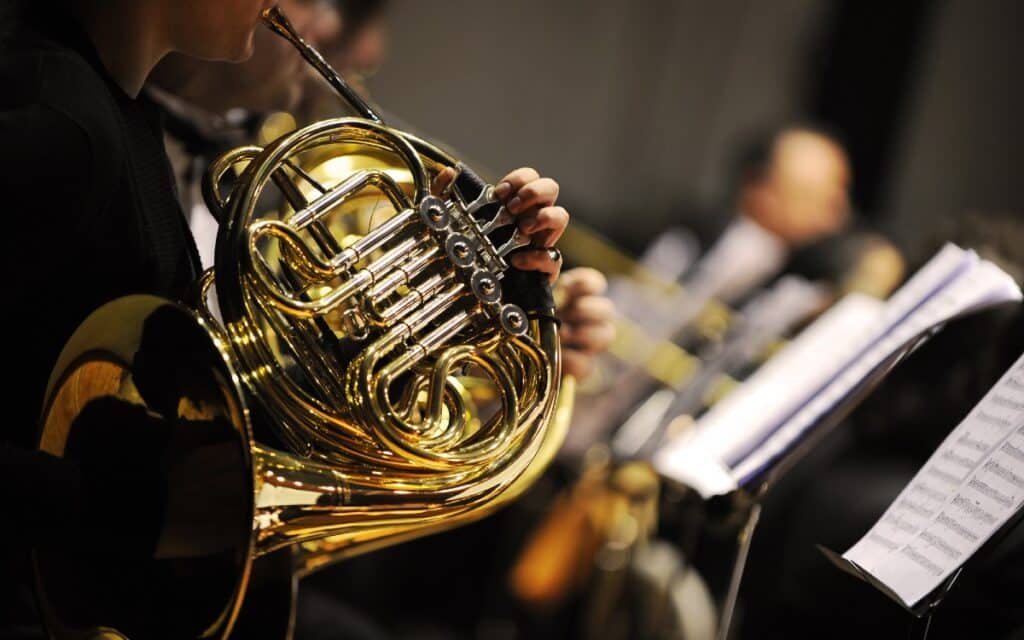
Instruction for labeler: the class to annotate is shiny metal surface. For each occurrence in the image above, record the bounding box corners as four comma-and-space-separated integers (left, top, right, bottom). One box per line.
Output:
35, 298, 255, 640
261, 6, 382, 123
34, 7, 568, 638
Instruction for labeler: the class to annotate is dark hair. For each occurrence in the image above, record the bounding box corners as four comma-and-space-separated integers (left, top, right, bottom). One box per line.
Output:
726, 121, 847, 198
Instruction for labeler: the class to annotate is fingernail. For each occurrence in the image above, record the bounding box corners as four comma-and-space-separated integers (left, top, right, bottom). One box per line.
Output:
494, 182, 512, 199
507, 196, 522, 213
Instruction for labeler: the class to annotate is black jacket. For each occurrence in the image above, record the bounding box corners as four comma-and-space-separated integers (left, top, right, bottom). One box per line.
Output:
0, 9, 199, 632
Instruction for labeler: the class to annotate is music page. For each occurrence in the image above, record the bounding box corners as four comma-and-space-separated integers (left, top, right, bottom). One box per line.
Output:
731, 256, 1022, 484
652, 293, 883, 497
843, 352, 1024, 607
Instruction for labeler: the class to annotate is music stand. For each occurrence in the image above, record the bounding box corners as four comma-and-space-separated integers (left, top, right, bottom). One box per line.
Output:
705, 329, 939, 640
816, 546, 960, 640
743, 329, 937, 496
817, 492, 1024, 640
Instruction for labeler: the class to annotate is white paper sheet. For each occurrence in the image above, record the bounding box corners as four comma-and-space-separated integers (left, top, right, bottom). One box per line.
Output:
843, 352, 1024, 607
652, 294, 883, 495
614, 276, 828, 461
731, 256, 1023, 484
653, 244, 1022, 497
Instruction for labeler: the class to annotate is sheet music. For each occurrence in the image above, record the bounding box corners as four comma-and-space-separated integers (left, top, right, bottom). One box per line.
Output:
731, 257, 1023, 484
673, 293, 881, 463
652, 294, 883, 497
843, 352, 1024, 607
652, 243, 1022, 498
613, 276, 828, 461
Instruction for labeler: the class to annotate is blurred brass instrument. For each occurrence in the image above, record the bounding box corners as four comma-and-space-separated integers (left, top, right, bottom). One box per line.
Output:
508, 228, 824, 637
509, 225, 901, 637
33, 7, 570, 639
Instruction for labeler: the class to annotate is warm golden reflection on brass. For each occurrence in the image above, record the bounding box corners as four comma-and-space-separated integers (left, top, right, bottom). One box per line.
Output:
33, 7, 569, 639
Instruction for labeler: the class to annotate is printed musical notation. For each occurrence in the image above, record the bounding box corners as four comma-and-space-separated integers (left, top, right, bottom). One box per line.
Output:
843, 353, 1024, 607
654, 244, 1022, 497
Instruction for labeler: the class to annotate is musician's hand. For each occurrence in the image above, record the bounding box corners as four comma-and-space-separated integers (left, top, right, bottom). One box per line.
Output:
433, 166, 568, 282
556, 267, 615, 380
495, 167, 567, 282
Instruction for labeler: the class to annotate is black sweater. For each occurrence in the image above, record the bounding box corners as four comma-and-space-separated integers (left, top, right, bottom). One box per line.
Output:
0, 10, 200, 629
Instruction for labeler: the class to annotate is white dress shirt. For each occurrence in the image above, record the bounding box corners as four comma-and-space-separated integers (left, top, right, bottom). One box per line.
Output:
686, 215, 789, 305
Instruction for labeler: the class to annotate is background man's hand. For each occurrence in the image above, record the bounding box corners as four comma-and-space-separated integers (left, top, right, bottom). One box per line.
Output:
555, 267, 615, 380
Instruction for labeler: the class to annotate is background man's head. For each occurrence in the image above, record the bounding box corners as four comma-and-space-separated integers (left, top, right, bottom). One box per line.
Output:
733, 125, 852, 246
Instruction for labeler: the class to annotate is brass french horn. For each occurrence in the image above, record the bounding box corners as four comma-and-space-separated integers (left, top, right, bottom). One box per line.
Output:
33, 7, 571, 639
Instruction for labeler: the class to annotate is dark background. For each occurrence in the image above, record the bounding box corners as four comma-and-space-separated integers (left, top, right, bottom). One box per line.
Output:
368, 0, 1022, 260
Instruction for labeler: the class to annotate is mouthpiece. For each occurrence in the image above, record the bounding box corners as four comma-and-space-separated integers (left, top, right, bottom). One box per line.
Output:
261, 5, 382, 122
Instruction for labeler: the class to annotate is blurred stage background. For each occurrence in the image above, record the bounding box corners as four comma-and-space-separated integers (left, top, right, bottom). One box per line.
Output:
367, 0, 1021, 261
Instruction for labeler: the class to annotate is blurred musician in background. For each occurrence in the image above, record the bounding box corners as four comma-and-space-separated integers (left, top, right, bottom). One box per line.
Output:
624, 216, 1024, 640
562, 124, 906, 462
685, 124, 903, 305
646, 126, 911, 640
740, 211, 1024, 640
555, 267, 617, 380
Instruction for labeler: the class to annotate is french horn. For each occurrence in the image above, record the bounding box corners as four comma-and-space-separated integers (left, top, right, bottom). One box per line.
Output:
32, 7, 571, 639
